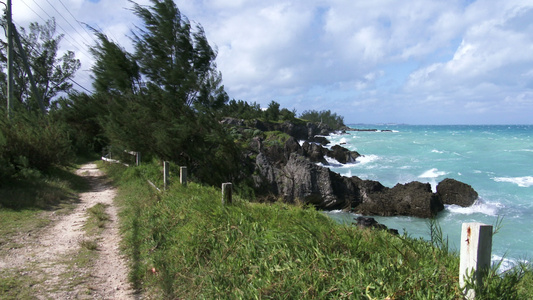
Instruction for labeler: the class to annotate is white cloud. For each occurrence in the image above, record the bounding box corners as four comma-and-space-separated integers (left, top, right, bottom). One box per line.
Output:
6, 0, 533, 124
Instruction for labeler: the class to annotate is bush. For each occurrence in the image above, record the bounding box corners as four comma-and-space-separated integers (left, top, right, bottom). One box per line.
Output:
0, 112, 74, 182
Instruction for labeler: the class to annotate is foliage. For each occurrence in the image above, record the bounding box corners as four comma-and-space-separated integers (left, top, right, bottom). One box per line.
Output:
130, 0, 227, 110
0, 18, 80, 112
89, 31, 140, 96
263, 100, 281, 121
221, 99, 263, 120
50, 92, 108, 155
0, 111, 74, 182
300, 109, 345, 130
83, 0, 239, 186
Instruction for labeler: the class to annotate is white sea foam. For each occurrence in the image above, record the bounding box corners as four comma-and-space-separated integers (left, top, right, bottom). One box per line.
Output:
342, 169, 353, 177
431, 149, 444, 154
493, 176, 533, 187
418, 168, 447, 178
339, 137, 348, 144
492, 255, 529, 273
355, 154, 379, 165
445, 199, 502, 216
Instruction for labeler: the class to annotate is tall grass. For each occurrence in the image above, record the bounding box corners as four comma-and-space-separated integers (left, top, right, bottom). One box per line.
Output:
107, 162, 533, 299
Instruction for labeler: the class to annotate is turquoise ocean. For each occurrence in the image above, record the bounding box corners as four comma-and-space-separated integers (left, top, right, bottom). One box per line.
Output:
322, 125, 533, 269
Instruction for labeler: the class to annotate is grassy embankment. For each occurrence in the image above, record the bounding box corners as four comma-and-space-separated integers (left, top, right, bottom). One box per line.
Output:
107, 161, 533, 299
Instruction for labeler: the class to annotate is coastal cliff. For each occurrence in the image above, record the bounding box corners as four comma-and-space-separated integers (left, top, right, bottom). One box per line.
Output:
224, 118, 478, 218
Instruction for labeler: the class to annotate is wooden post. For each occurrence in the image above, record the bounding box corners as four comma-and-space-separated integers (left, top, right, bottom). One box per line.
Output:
136, 152, 141, 166
180, 166, 187, 186
222, 183, 232, 205
163, 161, 169, 190
459, 222, 493, 300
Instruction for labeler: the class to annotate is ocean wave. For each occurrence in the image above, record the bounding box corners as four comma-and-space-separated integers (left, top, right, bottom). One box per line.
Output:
431, 149, 444, 154
355, 154, 379, 164
492, 255, 529, 273
445, 199, 502, 216
418, 168, 447, 178
493, 176, 533, 187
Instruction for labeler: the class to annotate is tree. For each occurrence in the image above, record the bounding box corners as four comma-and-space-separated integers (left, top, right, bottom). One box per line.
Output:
300, 109, 345, 130
89, 31, 140, 96
130, 0, 227, 109
86, 0, 240, 186
0, 18, 80, 112
264, 100, 281, 121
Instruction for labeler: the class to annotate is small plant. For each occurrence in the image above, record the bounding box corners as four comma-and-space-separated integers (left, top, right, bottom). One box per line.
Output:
79, 239, 98, 251
87, 203, 110, 230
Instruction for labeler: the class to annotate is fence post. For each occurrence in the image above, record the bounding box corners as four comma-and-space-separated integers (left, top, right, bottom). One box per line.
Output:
180, 166, 187, 186
459, 222, 493, 300
163, 161, 170, 191
222, 183, 232, 205
136, 152, 141, 166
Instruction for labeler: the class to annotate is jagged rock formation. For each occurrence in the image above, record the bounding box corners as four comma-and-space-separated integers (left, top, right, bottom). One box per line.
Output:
224, 118, 478, 218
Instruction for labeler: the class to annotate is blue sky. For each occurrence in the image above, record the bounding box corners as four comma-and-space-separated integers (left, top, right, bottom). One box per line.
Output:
12, 0, 533, 124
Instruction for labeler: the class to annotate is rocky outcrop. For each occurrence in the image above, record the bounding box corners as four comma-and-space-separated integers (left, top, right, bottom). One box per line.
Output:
278, 153, 359, 210
354, 217, 399, 235
223, 118, 336, 144
436, 178, 478, 207
327, 145, 361, 164
242, 120, 478, 218
352, 180, 444, 218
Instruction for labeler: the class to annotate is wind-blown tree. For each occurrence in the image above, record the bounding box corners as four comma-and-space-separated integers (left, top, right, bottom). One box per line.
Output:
89, 31, 141, 96
130, 0, 227, 110
88, 0, 240, 186
0, 18, 80, 112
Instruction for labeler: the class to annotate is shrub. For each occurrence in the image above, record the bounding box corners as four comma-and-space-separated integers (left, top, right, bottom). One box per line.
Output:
0, 112, 74, 182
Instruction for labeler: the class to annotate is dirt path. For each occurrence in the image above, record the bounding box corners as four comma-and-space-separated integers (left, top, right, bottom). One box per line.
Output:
0, 163, 137, 299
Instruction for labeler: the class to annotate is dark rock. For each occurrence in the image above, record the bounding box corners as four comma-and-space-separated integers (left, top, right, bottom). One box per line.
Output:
220, 117, 245, 126
354, 216, 399, 235
327, 145, 361, 164
309, 135, 330, 145
437, 178, 478, 207
276, 153, 358, 210
301, 142, 328, 164
244, 120, 478, 218
352, 180, 444, 218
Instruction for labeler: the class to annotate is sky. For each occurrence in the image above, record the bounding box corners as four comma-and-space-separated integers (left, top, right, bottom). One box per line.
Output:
9, 0, 533, 124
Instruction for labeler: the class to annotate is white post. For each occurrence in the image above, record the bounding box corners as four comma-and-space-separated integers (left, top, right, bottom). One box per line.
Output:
180, 166, 187, 186
222, 183, 232, 205
136, 152, 141, 166
163, 161, 169, 190
459, 222, 493, 300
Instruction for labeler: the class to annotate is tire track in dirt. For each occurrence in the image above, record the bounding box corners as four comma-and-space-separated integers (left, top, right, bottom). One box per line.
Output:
0, 163, 137, 299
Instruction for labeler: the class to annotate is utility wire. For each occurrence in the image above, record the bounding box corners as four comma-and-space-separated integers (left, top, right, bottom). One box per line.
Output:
22, 0, 93, 60
43, 0, 93, 46
56, 0, 95, 44
69, 77, 92, 93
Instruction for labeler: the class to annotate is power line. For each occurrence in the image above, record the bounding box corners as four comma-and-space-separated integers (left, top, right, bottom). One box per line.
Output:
69, 78, 92, 93
56, 0, 95, 44
43, 0, 93, 46
27, 0, 91, 57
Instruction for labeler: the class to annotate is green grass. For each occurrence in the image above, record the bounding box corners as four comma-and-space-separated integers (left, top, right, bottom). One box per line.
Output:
107, 162, 479, 299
